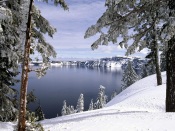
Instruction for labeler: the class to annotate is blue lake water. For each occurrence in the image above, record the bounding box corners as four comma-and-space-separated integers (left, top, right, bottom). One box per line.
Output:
15, 66, 123, 118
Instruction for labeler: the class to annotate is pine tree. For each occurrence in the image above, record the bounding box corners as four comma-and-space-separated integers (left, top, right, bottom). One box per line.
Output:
61, 100, 67, 116
111, 90, 117, 100
165, 0, 175, 112
145, 45, 156, 77
145, 35, 162, 85
166, 0, 175, 111
140, 65, 148, 79
160, 50, 166, 72
76, 93, 84, 113
166, 36, 175, 112
70, 105, 76, 114
0, 0, 69, 126
88, 99, 94, 111
0, 80, 18, 121
145, 60, 156, 76
25, 111, 44, 131
85, 0, 164, 86
0, 1, 21, 122
25, 90, 45, 129
121, 61, 139, 91
66, 106, 71, 115
0, 58, 19, 121
94, 85, 107, 109
26, 90, 37, 110
84, 0, 175, 111
17, 1, 68, 130
35, 105, 45, 121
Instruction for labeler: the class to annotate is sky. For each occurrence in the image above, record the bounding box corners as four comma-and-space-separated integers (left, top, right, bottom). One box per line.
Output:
35, 0, 148, 60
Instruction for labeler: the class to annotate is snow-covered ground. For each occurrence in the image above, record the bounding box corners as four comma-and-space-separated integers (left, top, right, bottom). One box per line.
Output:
1, 72, 175, 131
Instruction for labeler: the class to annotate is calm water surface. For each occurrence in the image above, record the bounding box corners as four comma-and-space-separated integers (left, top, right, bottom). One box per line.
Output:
15, 66, 123, 118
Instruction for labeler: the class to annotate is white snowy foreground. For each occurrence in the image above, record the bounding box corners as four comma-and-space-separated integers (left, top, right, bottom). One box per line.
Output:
1, 72, 175, 131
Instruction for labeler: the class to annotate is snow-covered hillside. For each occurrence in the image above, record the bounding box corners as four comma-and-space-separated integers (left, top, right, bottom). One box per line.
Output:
1, 72, 175, 131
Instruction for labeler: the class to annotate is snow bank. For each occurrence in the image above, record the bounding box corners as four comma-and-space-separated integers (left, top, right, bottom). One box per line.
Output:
1, 72, 175, 131
0, 122, 16, 131
106, 72, 167, 112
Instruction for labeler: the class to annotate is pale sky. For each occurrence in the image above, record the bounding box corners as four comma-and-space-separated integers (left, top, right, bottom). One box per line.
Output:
35, 0, 147, 60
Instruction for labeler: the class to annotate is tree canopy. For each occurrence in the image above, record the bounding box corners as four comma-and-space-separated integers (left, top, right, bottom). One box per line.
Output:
85, 0, 172, 56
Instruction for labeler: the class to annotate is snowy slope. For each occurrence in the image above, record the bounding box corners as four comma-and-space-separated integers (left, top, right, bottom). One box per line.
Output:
40, 72, 175, 131
106, 72, 166, 112
1, 72, 175, 131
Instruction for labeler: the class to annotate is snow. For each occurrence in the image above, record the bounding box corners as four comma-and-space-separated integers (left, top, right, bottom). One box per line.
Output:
1, 72, 175, 131
0, 122, 16, 131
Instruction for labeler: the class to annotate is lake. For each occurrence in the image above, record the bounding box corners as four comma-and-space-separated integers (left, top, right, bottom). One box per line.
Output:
14, 66, 123, 118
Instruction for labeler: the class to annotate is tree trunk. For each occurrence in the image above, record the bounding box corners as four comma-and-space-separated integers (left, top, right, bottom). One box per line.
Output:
152, 23, 162, 86
166, 36, 175, 112
18, 0, 33, 130
154, 41, 162, 85
166, 0, 175, 112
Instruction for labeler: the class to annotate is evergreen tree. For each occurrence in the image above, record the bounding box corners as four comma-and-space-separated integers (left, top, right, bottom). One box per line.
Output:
140, 65, 148, 79
26, 90, 45, 129
88, 99, 94, 111
145, 37, 162, 85
94, 85, 107, 109
145, 46, 156, 77
160, 50, 166, 72
111, 90, 117, 100
26, 90, 37, 110
0, 0, 68, 128
66, 105, 71, 115
76, 93, 84, 113
0, 80, 18, 121
1, 0, 68, 128
145, 61, 156, 76
35, 105, 45, 121
166, 0, 175, 111
16, 0, 68, 130
25, 111, 44, 131
85, 0, 164, 86
0, 56, 19, 122
84, 0, 175, 111
61, 101, 76, 116
121, 61, 139, 91
61, 100, 67, 116
0, 1, 21, 122
70, 105, 76, 114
